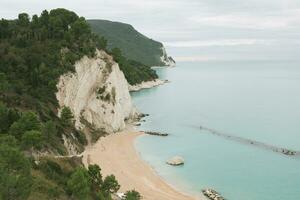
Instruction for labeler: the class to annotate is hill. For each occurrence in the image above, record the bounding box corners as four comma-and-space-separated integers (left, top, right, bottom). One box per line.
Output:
88, 19, 175, 66
0, 9, 141, 200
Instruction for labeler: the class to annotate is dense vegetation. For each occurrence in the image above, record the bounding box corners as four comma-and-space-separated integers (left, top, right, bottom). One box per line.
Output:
110, 48, 158, 85
0, 137, 136, 200
0, 9, 142, 199
0, 8, 107, 127
88, 19, 166, 66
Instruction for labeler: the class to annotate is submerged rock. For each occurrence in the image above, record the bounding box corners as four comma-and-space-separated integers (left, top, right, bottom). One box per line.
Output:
166, 156, 184, 166
144, 131, 168, 136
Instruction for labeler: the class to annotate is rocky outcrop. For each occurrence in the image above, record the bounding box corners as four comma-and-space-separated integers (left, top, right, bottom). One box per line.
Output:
166, 156, 184, 166
128, 79, 168, 92
160, 47, 176, 67
56, 49, 138, 133
62, 134, 80, 155
202, 189, 225, 200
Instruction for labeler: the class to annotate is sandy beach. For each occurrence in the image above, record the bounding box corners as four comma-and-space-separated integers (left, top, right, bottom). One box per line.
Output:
83, 126, 201, 200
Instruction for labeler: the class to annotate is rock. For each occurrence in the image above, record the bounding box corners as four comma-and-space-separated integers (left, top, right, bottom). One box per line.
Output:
160, 46, 176, 67
34, 160, 40, 165
166, 156, 184, 166
202, 188, 225, 200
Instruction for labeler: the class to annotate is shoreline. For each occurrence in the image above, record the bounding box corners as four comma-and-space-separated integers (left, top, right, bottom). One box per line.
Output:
82, 126, 202, 200
128, 79, 169, 92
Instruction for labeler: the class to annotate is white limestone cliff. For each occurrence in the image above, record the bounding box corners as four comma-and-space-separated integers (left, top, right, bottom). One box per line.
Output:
56, 49, 138, 133
160, 46, 176, 67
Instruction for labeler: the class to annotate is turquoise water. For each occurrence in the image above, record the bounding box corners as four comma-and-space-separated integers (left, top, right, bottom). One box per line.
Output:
132, 61, 300, 200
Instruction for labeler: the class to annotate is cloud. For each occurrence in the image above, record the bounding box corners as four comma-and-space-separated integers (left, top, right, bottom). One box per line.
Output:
164, 39, 272, 47
1, 0, 300, 61
188, 10, 300, 30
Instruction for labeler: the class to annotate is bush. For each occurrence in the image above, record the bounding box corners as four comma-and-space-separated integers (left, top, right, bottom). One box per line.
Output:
21, 130, 43, 150
67, 167, 90, 200
60, 106, 74, 127
123, 190, 142, 200
111, 48, 158, 85
0, 143, 32, 200
74, 130, 87, 146
9, 111, 40, 140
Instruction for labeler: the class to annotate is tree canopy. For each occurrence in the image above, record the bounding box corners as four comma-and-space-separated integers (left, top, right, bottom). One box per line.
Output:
67, 167, 91, 200
0, 136, 32, 200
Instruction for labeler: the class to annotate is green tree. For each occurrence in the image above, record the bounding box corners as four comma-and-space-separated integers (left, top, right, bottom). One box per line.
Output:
0, 19, 10, 38
111, 48, 123, 62
70, 17, 91, 39
95, 36, 107, 50
0, 140, 32, 200
88, 164, 103, 191
0, 73, 9, 92
0, 103, 15, 133
41, 121, 57, 141
17, 13, 30, 27
123, 190, 142, 200
21, 130, 43, 150
67, 167, 90, 200
40, 9, 49, 21
96, 191, 107, 200
0, 135, 18, 147
101, 175, 120, 194
9, 111, 40, 140
60, 107, 74, 127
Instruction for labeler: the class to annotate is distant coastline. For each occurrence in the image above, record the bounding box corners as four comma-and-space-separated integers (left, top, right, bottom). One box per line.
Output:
128, 79, 169, 92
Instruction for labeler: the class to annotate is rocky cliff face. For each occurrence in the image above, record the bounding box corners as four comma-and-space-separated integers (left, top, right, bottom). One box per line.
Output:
56, 50, 138, 133
160, 47, 176, 67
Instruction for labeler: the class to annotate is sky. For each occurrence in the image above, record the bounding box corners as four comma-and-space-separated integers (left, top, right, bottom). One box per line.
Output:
2, 0, 300, 61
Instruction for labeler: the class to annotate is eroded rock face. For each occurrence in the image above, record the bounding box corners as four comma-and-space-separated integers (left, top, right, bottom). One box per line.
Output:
166, 156, 184, 166
160, 47, 176, 67
56, 49, 138, 133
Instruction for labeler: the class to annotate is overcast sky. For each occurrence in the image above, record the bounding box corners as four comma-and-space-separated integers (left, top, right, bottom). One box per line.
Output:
2, 0, 300, 61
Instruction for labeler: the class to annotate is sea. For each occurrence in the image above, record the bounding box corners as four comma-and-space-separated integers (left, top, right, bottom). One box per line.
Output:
131, 61, 300, 200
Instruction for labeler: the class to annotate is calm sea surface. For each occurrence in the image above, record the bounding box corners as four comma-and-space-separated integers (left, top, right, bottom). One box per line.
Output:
132, 61, 300, 200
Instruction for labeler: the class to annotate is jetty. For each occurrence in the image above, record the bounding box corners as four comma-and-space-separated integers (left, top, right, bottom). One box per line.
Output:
198, 125, 299, 157
144, 131, 169, 136
202, 188, 225, 200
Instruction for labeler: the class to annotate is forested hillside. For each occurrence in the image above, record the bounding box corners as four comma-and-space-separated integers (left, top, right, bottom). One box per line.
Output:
0, 9, 141, 200
88, 19, 168, 66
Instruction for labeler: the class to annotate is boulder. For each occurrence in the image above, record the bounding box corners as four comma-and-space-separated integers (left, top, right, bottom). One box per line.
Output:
166, 156, 184, 166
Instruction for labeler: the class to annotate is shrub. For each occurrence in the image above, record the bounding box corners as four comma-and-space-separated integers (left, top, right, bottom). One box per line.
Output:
60, 106, 74, 127
123, 190, 142, 200
9, 111, 40, 140
67, 167, 90, 200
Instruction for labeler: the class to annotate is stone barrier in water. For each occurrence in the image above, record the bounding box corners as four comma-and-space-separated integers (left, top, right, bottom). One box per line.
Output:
199, 125, 298, 157
144, 131, 169, 136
